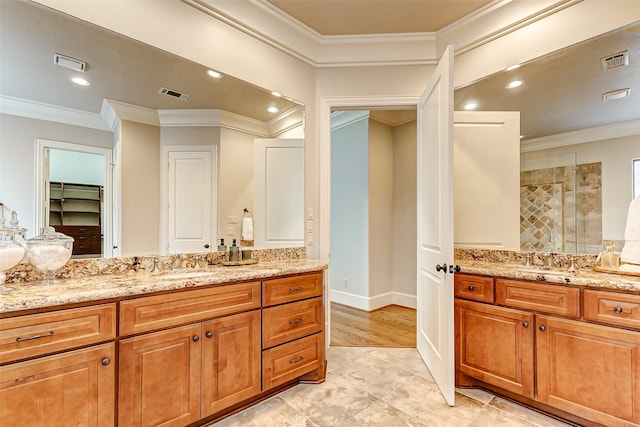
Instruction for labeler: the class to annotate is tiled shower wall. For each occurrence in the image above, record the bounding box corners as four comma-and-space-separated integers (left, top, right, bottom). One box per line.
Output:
520, 162, 602, 254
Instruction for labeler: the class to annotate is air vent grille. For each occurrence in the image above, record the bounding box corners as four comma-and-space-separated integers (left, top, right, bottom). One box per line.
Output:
601, 50, 629, 70
53, 53, 86, 72
602, 88, 631, 101
158, 87, 189, 100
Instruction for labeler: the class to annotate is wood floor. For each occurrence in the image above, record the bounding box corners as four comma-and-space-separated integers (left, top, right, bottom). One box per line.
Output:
330, 303, 416, 347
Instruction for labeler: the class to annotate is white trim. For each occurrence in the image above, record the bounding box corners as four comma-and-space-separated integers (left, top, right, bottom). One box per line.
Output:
159, 144, 218, 254
1, 95, 110, 131
267, 105, 304, 137
521, 119, 640, 153
35, 139, 114, 258
102, 99, 159, 128
158, 109, 269, 136
330, 290, 416, 311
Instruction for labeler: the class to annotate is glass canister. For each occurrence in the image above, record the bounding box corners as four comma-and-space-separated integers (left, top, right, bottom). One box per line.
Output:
0, 229, 26, 285
27, 227, 74, 284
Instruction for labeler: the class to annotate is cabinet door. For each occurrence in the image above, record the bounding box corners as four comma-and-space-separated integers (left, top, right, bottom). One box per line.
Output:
0, 342, 115, 427
119, 324, 201, 427
201, 310, 261, 417
455, 299, 534, 397
537, 315, 640, 426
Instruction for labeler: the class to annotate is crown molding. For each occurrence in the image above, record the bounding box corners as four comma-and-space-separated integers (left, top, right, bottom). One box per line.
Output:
330, 110, 370, 131
0, 95, 110, 131
521, 119, 640, 152
268, 105, 304, 137
102, 99, 159, 129
157, 109, 270, 136
183, 0, 577, 68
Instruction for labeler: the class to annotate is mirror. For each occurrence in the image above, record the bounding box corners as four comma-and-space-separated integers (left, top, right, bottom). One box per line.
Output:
455, 22, 640, 254
0, 0, 305, 257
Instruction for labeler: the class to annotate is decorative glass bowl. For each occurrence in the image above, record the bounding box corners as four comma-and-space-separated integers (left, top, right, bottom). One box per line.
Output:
0, 229, 26, 285
27, 227, 74, 284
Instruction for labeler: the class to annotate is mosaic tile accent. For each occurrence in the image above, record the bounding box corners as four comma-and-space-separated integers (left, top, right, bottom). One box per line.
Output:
520, 162, 602, 254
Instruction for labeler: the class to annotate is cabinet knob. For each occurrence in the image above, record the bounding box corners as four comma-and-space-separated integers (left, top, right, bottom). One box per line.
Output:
467, 285, 475, 291
539, 325, 546, 332
101, 357, 110, 366
206, 331, 213, 339
522, 321, 529, 328
192, 335, 200, 342
204, 244, 210, 249
614, 306, 623, 313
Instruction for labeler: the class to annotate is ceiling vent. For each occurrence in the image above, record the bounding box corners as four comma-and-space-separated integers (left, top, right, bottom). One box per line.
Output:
602, 88, 631, 101
601, 50, 629, 70
158, 87, 189, 100
53, 53, 86, 72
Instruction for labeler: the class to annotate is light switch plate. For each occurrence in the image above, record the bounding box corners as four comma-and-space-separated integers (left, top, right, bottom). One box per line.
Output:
307, 208, 314, 220
306, 220, 314, 232
307, 232, 314, 245
228, 216, 238, 224
227, 226, 235, 235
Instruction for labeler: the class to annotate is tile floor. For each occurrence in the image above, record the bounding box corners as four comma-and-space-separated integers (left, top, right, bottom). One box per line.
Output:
209, 347, 574, 427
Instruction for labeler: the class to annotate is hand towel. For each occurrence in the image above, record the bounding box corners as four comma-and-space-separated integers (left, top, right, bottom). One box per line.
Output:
242, 217, 254, 241
620, 195, 640, 265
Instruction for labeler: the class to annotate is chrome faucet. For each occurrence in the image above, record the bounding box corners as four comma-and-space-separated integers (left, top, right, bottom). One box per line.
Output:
543, 252, 554, 269
151, 257, 161, 273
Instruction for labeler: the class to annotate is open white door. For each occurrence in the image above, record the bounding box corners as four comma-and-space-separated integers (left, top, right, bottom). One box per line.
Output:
416, 45, 455, 406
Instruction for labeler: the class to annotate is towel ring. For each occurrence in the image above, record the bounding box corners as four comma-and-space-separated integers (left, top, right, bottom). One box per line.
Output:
243, 208, 252, 218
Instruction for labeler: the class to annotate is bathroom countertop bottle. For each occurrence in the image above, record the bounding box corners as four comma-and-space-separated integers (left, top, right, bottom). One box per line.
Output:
599, 241, 621, 269
229, 239, 240, 262
218, 238, 227, 252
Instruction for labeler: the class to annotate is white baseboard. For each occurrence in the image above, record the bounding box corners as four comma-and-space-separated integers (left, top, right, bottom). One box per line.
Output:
330, 289, 416, 311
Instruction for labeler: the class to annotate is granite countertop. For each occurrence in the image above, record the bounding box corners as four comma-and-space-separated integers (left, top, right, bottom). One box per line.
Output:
0, 259, 328, 314
458, 259, 640, 293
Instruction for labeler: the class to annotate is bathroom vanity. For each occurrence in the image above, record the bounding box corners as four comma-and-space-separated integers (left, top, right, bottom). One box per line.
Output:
454, 265, 640, 427
0, 260, 327, 426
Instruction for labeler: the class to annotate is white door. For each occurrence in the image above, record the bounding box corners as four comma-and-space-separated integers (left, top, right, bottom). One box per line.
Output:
416, 45, 455, 406
254, 139, 304, 248
454, 111, 520, 250
166, 148, 216, 253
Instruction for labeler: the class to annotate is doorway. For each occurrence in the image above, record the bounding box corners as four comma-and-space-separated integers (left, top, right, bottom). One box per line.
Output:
36, 139, 113, 258
329, 108, 418, 348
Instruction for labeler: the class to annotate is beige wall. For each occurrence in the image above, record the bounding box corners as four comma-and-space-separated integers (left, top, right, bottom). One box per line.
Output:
368, 119, 394, 299
120, 120, 160, 255
392, 120, 417, 300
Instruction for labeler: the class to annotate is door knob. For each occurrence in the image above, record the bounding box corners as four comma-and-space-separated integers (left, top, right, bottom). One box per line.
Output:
204, 244, 210, 249
435, 263, 447, 273
450, 264, 461, 273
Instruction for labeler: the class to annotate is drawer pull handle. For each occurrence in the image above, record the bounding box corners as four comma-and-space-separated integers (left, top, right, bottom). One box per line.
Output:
289, 318, 304, 325
289, 287, 304, 292
467, 285, 475, 291
522, 322, 529, 328
205, 331, 213, 339
539, 325, 546, 332
289, 356, 304, 365
16, 331, 54, 342
614, 306, 623, 314
101, 357, 110, 366
192, 335, 200, 342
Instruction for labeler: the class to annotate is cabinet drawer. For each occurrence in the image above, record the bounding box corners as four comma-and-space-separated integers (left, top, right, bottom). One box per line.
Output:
0, 304, 116, 364
262, 332, 324, 390
495, 279, 580, 318
584, 290, 640, 330
262, 297, 323, 349
120, 282, 260, 336
454, 274, 494, 302
262, 272, 322, 307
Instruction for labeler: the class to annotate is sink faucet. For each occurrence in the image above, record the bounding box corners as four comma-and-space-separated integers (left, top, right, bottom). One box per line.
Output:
132, 256, 140, 272
151, 257, 161, 273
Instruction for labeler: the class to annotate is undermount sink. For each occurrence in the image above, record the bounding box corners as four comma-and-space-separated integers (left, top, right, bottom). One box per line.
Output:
159, 271, 215, 280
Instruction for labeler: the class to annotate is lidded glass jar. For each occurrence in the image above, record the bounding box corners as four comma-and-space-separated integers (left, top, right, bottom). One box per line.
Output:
27, 227, 74, 284
0, 229, 26, 285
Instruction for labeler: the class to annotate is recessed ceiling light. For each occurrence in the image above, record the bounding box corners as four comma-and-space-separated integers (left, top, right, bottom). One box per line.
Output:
505, 80, 523, 89
267, 106, 279, 113
71, 77, 90, 86
271, 91, 282, 97
463, 102, 478, 110
206, 69, 222, 79
506, 64, 520, 71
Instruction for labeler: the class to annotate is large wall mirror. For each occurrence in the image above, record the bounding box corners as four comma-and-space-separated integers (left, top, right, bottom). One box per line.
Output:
0, 0, 305, 258
455, 22, 640, 254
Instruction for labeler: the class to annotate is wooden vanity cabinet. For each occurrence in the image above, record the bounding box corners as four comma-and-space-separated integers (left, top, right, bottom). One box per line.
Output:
455, 273, 640, 427
0, 304, 117, 426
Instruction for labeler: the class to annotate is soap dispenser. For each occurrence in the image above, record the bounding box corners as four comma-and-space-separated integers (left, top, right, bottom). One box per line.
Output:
229, 239, 240, 262
217, 238, 227, 252
599, 241, 620, 269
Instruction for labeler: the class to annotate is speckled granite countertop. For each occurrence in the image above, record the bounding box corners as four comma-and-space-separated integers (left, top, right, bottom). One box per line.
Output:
0, 259, 328, 314
457, 259, 640, 293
